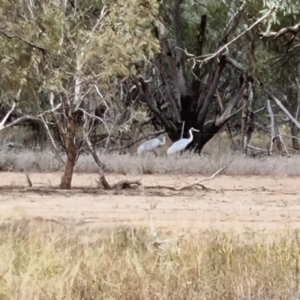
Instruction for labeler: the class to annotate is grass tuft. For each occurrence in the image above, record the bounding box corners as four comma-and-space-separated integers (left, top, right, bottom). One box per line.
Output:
0, 220, 300, 299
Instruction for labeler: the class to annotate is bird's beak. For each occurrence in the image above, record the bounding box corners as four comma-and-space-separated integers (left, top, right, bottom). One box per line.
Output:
194, 129, 200, 132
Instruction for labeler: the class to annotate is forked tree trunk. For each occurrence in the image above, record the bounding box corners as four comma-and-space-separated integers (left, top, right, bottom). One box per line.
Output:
60, 116, 77, 189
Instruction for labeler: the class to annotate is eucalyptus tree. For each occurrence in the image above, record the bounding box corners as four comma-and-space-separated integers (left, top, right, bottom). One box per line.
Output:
0, 0, 160, 188
259, 0, 300, 152
124, 0, 300, 154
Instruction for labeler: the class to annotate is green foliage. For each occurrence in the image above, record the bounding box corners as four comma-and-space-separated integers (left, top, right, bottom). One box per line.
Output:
0, 0, 160, 110
260, 0, 300, 23
85, 0, 160, 79
1, 0, 300, 149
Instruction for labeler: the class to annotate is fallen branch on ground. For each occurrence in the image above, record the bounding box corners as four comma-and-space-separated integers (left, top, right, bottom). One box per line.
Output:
97, 171, 142, 190
97, 166, 227, 191
114, 180, 142, 190
145, 166, 227, 191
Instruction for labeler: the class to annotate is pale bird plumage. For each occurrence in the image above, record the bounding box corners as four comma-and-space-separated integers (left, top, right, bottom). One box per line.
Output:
167, 127, 199, 155
137, 137, 166, 154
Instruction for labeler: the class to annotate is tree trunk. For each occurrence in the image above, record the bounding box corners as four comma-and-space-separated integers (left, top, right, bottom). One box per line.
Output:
291, 121, 299, 151
267, 99, 289, 156
60, 116, 77, 189
187, 122, 224, 153
242, 111, 254, 155
241, 79, 254, 154
240, 96, 248, 147
192, 76, 250, 153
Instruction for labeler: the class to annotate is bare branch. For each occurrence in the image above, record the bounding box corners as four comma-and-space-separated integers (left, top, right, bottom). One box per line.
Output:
267, 98, 276, 154
265, 89, 300, 130
215, 79, 247, 126
194, 8, 274, 65
153, 59, 181, 121
77, 108, 110, 134
94, 84, 110, 111
40, 115, 65, 165
138, 78, 176, 133
176, 166, 227, 191
221, 1, 247, 44
247, 144, 269, 153
173, 0, 187, 97
0, 102, 16, 129
259, 22, 300, 38
197, 56, 227, 123
216, 89, 224, 113
0, 115, 40, 131
91, 5, 107, 32
85, 134, 106, 171
40, 115, 58, 150
146, 166, 227, 191
226, 57, 246, 73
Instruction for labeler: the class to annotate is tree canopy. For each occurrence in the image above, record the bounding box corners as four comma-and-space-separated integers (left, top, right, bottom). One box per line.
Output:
1, 0, 300, 187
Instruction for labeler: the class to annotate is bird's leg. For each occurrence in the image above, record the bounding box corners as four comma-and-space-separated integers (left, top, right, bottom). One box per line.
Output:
151, 149, 158, 157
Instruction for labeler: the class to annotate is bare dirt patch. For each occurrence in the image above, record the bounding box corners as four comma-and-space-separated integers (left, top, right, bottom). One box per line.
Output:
0, 172, 299, 233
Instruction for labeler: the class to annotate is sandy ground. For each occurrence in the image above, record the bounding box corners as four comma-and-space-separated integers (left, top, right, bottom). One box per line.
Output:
0, 172, 300, 233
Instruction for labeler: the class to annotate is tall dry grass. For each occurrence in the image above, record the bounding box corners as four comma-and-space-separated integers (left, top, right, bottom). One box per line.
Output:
1, 120, 300, 172
0, 147, 300, 176
0, 131, 299, 176
1, 219, 300, 299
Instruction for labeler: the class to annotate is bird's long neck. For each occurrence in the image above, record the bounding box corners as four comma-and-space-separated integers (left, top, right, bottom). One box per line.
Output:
188, 129, 193, 142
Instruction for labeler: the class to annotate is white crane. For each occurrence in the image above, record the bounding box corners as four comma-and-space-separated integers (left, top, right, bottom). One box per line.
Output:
137, 136, 166, 155
167, 127, 199, 155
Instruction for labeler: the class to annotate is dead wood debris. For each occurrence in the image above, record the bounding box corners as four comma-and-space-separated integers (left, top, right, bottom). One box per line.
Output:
97, 167, 226, 192
97, 171, 142, 190
145, 166, 227, 191
114, 180, 142, 190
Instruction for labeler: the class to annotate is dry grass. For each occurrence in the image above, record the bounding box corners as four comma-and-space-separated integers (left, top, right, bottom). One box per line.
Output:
0, 148, 300, 176
0, 131, 299, 176
0, 219, 300, 299
103, 152, 300, 176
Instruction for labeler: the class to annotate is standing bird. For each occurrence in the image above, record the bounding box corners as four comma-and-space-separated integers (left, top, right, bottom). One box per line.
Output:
167, 127, 199, 155
137, 137, 166, 155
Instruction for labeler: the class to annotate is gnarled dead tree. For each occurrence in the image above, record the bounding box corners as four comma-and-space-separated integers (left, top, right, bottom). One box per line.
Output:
123, 1, 258, 154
